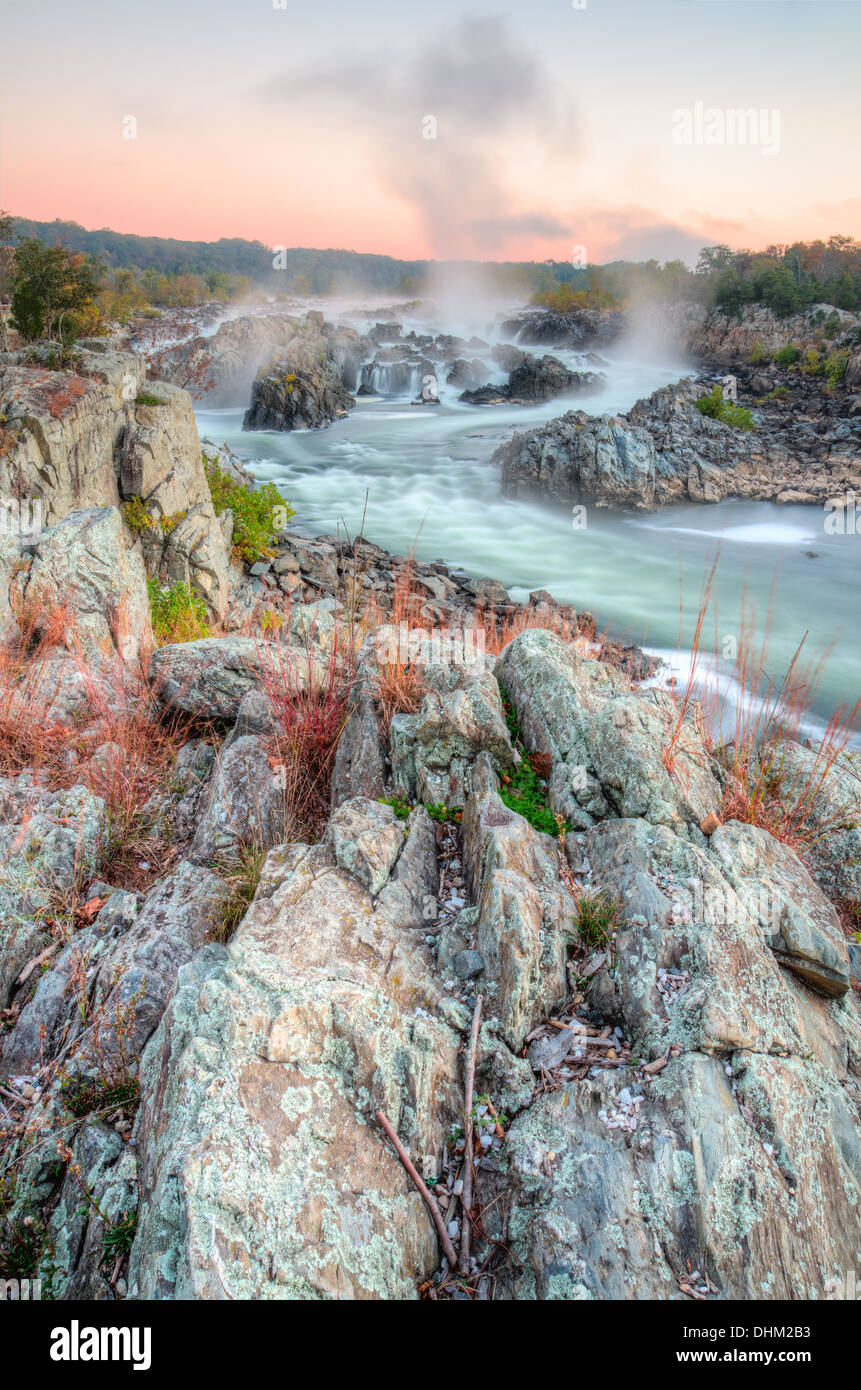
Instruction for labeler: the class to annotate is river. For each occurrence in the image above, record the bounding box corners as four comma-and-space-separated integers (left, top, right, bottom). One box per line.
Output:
195, 339, 861, 744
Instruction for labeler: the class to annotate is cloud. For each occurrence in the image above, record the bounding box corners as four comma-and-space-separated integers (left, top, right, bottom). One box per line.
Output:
256, 16, 580, 258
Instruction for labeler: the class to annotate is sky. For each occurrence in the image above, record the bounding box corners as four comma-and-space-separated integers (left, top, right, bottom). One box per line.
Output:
1, 0, 860, 265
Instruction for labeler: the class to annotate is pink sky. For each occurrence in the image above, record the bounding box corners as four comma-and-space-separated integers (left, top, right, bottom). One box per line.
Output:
3, 1, 860, 263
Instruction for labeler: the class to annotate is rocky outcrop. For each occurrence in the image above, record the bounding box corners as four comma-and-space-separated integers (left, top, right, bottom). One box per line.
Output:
657, 300, 861, 366
0, 779, 106, 1004
242, 317, 362, 430
129, 799, 465, 1299
460, 353, 605, 407
148, 634, 326, 722
499, 307, 625, 350
17, 507, 153, 665
157, 312, 370, 406
0, 343, 230, 617
494, 376, 861, 508
390, 662, 516, 809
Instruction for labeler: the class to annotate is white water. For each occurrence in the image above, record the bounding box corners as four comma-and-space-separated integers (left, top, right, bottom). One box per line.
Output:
195, 331, 861, 743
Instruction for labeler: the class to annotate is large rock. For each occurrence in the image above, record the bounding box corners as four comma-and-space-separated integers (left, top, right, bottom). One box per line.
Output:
18, 507, 153, 665
0, 344, 229, 619
130, 799, 464, 1300
493, 374, 861, 508
148, 636, 325, 722
462, 754, 574, 1047
390, 663, 515, 809
190, 734, 287, 863
495, 629, 721, 835
460, 354, 605, 406
242, 318, 360, 430
0, 779, 106, 1005
769, 741, 861, 904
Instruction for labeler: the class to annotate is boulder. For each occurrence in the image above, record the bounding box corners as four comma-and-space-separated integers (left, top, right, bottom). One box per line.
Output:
18, 507, 153, 665
149, 636, 326, 722
130, 800, 464, 1300
0, 780, 106, 1004
190, 734, 287, 863
391, 664, 515, 809
462, 754, 575, 1047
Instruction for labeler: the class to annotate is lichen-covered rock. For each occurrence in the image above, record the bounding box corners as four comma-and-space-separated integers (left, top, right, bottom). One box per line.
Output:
149, 636, 324, 721
581, 818, 810, 1057
324, 796, 405, 897
495, 630, 720, 834
130, 804, 464, 1300
0, 344, 230, 619
588, 692, 722, 834
391, 663, 515, 809
190, 734, 286, 864
771, 741, 861, 904
708, 820, 849, 996
487, 1037, 861, 1300
0, 780, 106, 1004
462, 754, 575, 1047
75, 861, 232, 1066
18, 507, 153, 665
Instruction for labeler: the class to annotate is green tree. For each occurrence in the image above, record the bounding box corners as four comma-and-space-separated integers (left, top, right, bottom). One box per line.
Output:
10, 239, 100, 344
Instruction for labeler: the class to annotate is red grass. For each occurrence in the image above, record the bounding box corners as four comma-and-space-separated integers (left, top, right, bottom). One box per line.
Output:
0, 612, 195, 891
658, 560, 860, 852
257, 624, 356, 839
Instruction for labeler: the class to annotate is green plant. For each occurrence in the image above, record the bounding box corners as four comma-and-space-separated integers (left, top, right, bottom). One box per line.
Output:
204, 455, 293, 564
102, 1209, 137, 1258
62, 1074, 141, 1120
135, 391, 165, 407
774, 344, 801, 368
0, 1212, 54, 1284
497, 684, 570, 835
159, 509, 187, 537
801, 348, 823, 375
380, 796, 414, 820
575, 888, 621, 948
120, 496, 155, 534
695, 385, 755, 431
755, 386, 790, 404
824, 350, 850, 389
211, 844, 266, 942
147, 578, 210, 645
748, 340, 770, 366
426, 802, 462, 824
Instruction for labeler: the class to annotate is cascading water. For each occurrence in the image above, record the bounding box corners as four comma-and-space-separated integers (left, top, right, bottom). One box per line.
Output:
195, 313, 861, 742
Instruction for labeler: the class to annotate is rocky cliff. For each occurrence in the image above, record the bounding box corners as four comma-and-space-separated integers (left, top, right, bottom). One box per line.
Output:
0, 343, 230, 618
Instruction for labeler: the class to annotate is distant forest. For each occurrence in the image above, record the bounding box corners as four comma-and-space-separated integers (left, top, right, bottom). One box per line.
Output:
8, 218, 861, 317
10, 218, 559, 296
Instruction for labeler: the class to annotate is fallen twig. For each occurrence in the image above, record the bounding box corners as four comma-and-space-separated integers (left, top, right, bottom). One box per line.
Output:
459, 994, 483, 1274
376, 1108, 458, 1268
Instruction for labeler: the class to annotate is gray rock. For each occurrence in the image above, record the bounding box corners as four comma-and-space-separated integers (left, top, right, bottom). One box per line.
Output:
453, 949, 485, 980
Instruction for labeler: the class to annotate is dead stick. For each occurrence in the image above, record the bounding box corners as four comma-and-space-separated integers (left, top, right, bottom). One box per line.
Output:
459, 994, 483, 1274
375, 1109, 457, 1269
